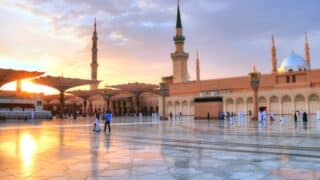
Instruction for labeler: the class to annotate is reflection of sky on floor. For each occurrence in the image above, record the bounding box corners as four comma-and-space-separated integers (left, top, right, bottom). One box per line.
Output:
0, 116, 320, 179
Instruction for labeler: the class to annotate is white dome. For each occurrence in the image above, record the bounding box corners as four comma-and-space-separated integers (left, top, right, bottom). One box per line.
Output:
278, 53, 308, 72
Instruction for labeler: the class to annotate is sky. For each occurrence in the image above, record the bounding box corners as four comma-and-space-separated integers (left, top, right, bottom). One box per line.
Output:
1, 0, 320, 93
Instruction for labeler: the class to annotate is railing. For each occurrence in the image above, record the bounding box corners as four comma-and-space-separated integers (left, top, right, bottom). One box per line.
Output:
0, 110, 52, 120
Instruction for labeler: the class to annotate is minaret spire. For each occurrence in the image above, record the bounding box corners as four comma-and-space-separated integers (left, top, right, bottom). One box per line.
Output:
271, 34, 277, 73
176, 0, 182, 28
171, 0, 189, 83
304, 32, 311, 70
94, 18, 97, 34
174, 0, 185, 53
196, 50, 200, 81
91, 18, 99, 90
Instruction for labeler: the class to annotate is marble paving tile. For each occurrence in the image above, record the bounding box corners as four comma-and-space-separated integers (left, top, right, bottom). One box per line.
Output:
0, 116, 320, 179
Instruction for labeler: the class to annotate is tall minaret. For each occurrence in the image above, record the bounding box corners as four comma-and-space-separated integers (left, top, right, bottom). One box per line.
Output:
304, 32, 311, 70
171, 0, 189, 83
196, 50, 200, 81
271, 34, 277, 73
91, 18, 98, 90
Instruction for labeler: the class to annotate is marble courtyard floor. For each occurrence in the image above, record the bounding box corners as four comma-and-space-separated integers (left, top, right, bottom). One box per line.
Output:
0, 116, 320, 179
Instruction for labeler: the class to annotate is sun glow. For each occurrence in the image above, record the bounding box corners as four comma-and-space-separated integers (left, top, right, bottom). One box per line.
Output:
1, 79, 58, 95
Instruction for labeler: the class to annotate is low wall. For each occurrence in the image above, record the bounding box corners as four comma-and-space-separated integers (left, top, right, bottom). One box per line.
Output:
0, 111, 52, 120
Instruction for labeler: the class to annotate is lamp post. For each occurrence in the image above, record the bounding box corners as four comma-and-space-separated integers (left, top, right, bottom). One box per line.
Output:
248, 66, 261, 120
160, 82, 169, 120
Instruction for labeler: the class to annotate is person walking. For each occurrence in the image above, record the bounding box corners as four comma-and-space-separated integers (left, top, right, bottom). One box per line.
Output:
93, 112, 100, 132
303, 111, 308, 122
280, 114, 285, 125
104, 111, 112, 133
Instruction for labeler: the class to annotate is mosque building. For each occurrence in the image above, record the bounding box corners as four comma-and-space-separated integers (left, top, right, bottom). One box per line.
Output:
2, 2, 319, 119
159, 2, 320, 119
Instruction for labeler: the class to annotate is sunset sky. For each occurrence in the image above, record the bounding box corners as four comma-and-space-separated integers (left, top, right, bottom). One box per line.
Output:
1, 0, 320, 93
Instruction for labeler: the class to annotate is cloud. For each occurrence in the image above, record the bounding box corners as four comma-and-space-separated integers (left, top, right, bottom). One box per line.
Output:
108, 32, 129, 46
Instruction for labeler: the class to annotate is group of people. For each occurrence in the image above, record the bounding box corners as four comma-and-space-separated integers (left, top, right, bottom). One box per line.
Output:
92, 111, 112, 133
294, 111, 308, 122
169, 112, 184, 121
218, 112, 245, 121
317, 110, 320, 120
219, 110, 314, 124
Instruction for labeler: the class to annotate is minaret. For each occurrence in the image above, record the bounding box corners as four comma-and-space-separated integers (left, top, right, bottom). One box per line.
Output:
171, 0, 189, 83
196, 50, 200, 81
304, 32, 311, 70
271, 34, 277, 73
91, 18, 98, 90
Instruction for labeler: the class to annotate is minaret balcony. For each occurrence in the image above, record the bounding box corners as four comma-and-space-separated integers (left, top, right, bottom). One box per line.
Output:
171, 52, 189, 59
174, 35, 185, 42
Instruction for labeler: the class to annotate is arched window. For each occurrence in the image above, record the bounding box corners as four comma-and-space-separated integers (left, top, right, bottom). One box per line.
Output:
286, 76, 290, 83
292, 75, 296, 83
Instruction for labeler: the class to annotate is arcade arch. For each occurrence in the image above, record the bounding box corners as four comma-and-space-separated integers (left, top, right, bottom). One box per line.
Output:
226, 98, 234, 113
269, 96, 280, 114
236, 98, 245, 113
294, 94, 306, 112
282, 95, 292, 114
258, 96, 267, 109
308, 94, 320, 114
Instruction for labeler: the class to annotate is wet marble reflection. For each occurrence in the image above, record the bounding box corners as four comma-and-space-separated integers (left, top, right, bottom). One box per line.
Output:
19, 133, 37, 172
0, 116, 320, 179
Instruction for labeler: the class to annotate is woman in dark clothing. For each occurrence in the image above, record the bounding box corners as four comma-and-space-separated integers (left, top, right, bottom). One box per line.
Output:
303, 112, 308, 122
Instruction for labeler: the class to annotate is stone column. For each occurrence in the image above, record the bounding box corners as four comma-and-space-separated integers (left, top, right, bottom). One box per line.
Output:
135, 95, 140, 113
223, 99, 226, 113
83, 98, 87, 115
16, 79, 22, 94
248, 66, 261, 120
252, 89, 258, 120
244, 99, 248, 115
267, 98, 270, 113
292, 98, 295, 114
160, 82, 168, 120
107, 97, 111, 112
59, 90, 65, 118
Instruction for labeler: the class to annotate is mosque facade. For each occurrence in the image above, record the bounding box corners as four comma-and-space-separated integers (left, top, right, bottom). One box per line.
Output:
159, 2, 320, 118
